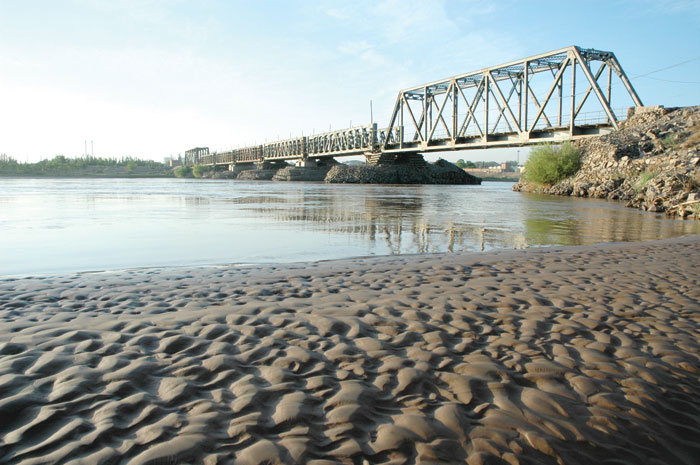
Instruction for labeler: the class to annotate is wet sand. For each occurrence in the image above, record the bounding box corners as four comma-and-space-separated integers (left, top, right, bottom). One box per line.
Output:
1, 236, 700, 465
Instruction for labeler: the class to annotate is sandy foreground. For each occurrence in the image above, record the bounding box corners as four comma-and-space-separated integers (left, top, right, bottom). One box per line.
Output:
1, 237, 700, 465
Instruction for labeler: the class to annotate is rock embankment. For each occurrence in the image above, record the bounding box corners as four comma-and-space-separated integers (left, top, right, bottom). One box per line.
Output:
326, 159, 481, 185
272, 166, 331, 182
236, 169, 279, 181
513, 106, 700, 219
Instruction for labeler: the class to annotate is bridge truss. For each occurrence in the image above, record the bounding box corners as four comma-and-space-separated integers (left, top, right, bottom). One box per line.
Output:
380, 46, 642, 153
190, 46, 642, 167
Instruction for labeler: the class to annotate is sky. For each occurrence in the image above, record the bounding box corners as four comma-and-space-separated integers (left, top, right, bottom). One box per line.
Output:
1, 0, 699, 164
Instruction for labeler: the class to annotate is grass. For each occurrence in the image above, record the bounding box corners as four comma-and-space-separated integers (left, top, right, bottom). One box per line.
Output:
682, 124, 700, 148
633, 170, 659, 194
692, 204, 700, 219
661, 124, 700, 151
523, 142, 581, 186
686, 169, 700, 191
660, 133, 680, 150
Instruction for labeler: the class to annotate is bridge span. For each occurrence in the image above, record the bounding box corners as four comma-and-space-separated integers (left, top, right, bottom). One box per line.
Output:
187, 46, 642, 168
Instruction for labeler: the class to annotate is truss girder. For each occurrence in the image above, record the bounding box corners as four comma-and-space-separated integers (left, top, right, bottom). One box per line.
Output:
198, 125, 379, 166
380, 45, 642, 153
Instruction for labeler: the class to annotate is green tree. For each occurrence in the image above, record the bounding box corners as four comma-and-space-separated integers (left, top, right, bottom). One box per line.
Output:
456, 159, 476, 169
192, 164, 211, 178
174, 165, 192, 178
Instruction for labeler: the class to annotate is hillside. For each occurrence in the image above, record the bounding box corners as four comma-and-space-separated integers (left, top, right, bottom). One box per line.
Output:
514, 106, 700, 219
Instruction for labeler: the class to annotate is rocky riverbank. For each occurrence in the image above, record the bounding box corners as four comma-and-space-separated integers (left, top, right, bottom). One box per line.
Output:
235, 169, 278, 181
513, 106, 700, 219
271, 166, 331, 182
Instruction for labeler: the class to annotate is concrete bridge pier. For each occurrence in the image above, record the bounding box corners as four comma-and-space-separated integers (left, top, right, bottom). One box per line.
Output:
257, 160, 289, 170
228, 161, 257, 174
296, 157, 316, 167
318, 157, 339, 167
365, 152, 427, 167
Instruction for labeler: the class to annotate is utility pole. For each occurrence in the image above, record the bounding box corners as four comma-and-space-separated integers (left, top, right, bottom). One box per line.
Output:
91, 141, 94, 158
370, 100, 373, 125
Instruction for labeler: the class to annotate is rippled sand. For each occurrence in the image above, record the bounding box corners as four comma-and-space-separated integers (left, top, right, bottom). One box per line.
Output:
1, 237, 700, 465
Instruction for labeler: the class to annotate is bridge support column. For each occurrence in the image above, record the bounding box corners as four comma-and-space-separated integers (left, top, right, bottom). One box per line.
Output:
229, 162, 257, 175
299, 157, 338, 168
296, 158, 316, 168
365, 152, 426, 167
257, 160, 289, 170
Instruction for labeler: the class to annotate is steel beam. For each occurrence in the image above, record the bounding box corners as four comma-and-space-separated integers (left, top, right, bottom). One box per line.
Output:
572, 47, 618, 129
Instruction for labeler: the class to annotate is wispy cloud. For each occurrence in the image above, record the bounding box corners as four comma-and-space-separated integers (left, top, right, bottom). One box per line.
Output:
627, 0, 700, 17
1, 0, 695, 160
338, 40, 389, 67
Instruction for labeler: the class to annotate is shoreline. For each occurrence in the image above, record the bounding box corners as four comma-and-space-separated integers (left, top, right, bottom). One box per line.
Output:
2, 236, 700, 464
0, 234, 692, 280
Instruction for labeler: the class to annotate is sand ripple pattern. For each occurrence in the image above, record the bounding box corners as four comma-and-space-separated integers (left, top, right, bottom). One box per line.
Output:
1, 237, 700, 464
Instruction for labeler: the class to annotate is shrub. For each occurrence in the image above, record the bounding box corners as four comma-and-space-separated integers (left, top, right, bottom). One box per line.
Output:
192, 164, 211, 178
660, 133, 680, 150
523, 142, 581, 186
173, 165, 192, 178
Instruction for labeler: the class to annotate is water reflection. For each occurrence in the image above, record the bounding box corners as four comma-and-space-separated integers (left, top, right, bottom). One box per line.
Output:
0, 178, 698, 276
229, 183, 699, 256
518, 192, 698, 247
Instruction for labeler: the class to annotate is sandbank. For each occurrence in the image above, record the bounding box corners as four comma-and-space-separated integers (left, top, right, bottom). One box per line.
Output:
1, 237, 700, 464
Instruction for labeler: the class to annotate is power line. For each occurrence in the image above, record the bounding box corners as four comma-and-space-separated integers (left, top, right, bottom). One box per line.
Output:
637, 76, 700, 84
630, 55, 700, 78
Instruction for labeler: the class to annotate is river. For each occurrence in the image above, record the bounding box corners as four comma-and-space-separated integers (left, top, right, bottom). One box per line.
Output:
1, 178, 698, 276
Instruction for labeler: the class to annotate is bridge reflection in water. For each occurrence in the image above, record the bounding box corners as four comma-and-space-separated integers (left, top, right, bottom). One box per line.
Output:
231, 183, 699, 256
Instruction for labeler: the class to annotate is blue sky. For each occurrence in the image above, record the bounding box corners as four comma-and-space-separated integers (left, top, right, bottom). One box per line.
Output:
1, 0, 699, 163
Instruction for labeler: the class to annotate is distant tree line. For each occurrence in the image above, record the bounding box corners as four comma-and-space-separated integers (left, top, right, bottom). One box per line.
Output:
0, 154, 172, 177
456, 159, 519, 169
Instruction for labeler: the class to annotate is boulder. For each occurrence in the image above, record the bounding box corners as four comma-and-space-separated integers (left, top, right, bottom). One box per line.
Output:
325, 159, 481, 185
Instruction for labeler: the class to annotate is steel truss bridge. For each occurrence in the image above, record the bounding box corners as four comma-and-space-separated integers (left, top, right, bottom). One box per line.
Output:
189, 46, 642, 167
